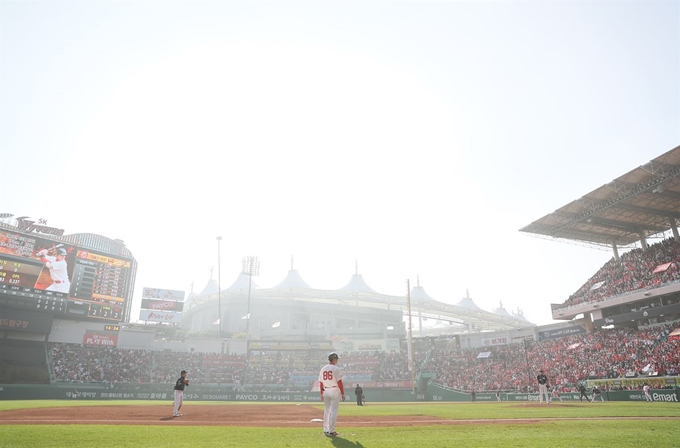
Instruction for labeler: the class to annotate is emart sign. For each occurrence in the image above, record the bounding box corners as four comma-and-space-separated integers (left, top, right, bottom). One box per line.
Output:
653, 392, 678, 402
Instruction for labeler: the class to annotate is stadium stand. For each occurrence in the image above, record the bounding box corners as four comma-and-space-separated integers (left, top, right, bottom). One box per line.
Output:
562, 239, 680, 309
425, 324, 679, 392
45, 323, 679, 393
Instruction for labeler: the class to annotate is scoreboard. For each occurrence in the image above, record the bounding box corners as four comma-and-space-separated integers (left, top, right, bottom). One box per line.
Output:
0, 229, 133, 322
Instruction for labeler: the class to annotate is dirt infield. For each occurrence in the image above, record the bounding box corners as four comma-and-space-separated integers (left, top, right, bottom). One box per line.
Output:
0, 404, 676, 427
0, 405, 442, 427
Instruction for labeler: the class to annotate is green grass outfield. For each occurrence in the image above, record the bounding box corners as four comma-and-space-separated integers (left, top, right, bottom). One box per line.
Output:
1, 401, 678, 448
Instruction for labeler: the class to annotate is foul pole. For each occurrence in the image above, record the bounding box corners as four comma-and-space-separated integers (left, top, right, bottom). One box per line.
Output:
407, 279, 416, 392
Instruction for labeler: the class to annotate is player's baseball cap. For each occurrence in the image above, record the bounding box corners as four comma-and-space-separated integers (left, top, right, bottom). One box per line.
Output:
57, 248, 67, 255
539, 369, 544, 372
181, 370, 187, 374
328, 352, 339, 362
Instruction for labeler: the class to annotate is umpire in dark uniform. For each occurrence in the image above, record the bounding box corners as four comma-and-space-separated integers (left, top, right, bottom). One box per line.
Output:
354, 384, 364, 406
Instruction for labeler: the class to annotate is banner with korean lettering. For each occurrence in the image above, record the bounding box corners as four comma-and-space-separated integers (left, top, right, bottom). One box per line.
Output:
83, 333, 118, 346
142, 287, 185, 301
482, 336, 508, 346
139, 309, 182, 323
538, 326, 586, 340
0, 308, 53, 333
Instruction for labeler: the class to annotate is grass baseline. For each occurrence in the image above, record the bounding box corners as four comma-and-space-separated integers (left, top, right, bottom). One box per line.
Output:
0, 421, 678, 448
0, 401, 678, 448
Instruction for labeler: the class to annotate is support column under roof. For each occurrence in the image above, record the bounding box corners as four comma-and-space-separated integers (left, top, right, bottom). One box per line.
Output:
671, 216, 680, 241
611, 241, 620, 262
638, 231, 648, 250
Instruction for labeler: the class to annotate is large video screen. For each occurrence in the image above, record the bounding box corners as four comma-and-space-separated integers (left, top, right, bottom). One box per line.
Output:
0, 229, 132, 322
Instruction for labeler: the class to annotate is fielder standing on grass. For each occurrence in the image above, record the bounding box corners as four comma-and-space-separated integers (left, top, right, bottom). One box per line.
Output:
537, 369, 550, 404
173, 370, 189, 417
354, 384, 364, 406
591, 386, 604, 402
550, 385, 564, 403
319, 352, 345, 437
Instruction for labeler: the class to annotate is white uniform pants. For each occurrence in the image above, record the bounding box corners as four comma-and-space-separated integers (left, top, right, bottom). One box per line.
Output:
323, 387, 341, 433
46, 281, 70, 294
538, 384, 549, 403
173, 390, 183, 415
644, 392, 653, 402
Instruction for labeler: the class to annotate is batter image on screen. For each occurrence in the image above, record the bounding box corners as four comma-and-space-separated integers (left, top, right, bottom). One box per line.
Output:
35, 246, 74, 293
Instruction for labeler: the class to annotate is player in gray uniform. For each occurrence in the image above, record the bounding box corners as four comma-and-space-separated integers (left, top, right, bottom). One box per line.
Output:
537, 369, 550, 404
173, 370, 189, 417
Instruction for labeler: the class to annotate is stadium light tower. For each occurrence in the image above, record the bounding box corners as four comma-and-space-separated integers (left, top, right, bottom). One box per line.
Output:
217, 237, 223, 340
242, 256, 260, 338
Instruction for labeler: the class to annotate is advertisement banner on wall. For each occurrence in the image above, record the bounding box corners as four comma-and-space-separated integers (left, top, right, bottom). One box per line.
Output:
482, 336, 509, 346
139, 309, 182, 323
141, 299, 184, 312
356, 339, 385, 351
538, 326, 586, 340
0, 308, 54, 333
142, 288, 185, 301
83, 332, 118, 346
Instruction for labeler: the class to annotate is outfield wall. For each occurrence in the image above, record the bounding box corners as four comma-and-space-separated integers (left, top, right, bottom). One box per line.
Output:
0, 384, 415, 402
423, 384, 679, 403
0, 383, 677, 402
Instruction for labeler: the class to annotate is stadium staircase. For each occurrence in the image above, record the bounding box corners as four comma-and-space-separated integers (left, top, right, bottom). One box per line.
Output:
415, 348, 435, 392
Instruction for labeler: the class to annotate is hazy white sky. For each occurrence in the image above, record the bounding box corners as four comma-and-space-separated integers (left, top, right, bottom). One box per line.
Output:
2, 1, 679, 326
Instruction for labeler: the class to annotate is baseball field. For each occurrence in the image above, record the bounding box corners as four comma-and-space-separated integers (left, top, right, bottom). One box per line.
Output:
0, 400, 678, 448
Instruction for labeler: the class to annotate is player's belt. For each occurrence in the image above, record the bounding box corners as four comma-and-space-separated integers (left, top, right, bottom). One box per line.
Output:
326, 386, 337, 388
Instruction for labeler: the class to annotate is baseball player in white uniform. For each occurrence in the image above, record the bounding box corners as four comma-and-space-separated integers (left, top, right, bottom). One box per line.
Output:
643, 383, 653, 402
37, 248, 71, 293
318, 352, 345, 437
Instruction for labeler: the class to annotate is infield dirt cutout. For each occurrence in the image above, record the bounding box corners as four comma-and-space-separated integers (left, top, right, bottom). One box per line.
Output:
0, 403, 676, 427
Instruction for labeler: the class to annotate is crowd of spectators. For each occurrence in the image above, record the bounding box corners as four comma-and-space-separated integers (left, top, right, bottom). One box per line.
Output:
51, 345, 152, 384
424, 324, 679, 392
50, 344, 245, 385
48, 323, 679, 393
562, 238, 680, 309
49, 343, 415, 388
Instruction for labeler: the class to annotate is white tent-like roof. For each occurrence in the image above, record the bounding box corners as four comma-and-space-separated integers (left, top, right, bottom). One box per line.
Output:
274, 269, 311, 290
456, 290, 483, 311
410, 277, 437, 304
227, 273, 258, 292
339, 274, 377, 294
493, 301, 515, 318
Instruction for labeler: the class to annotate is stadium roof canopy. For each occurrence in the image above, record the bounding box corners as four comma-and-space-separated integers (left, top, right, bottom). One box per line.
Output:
520, 145, 680, 247
186, 275, 533, 333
